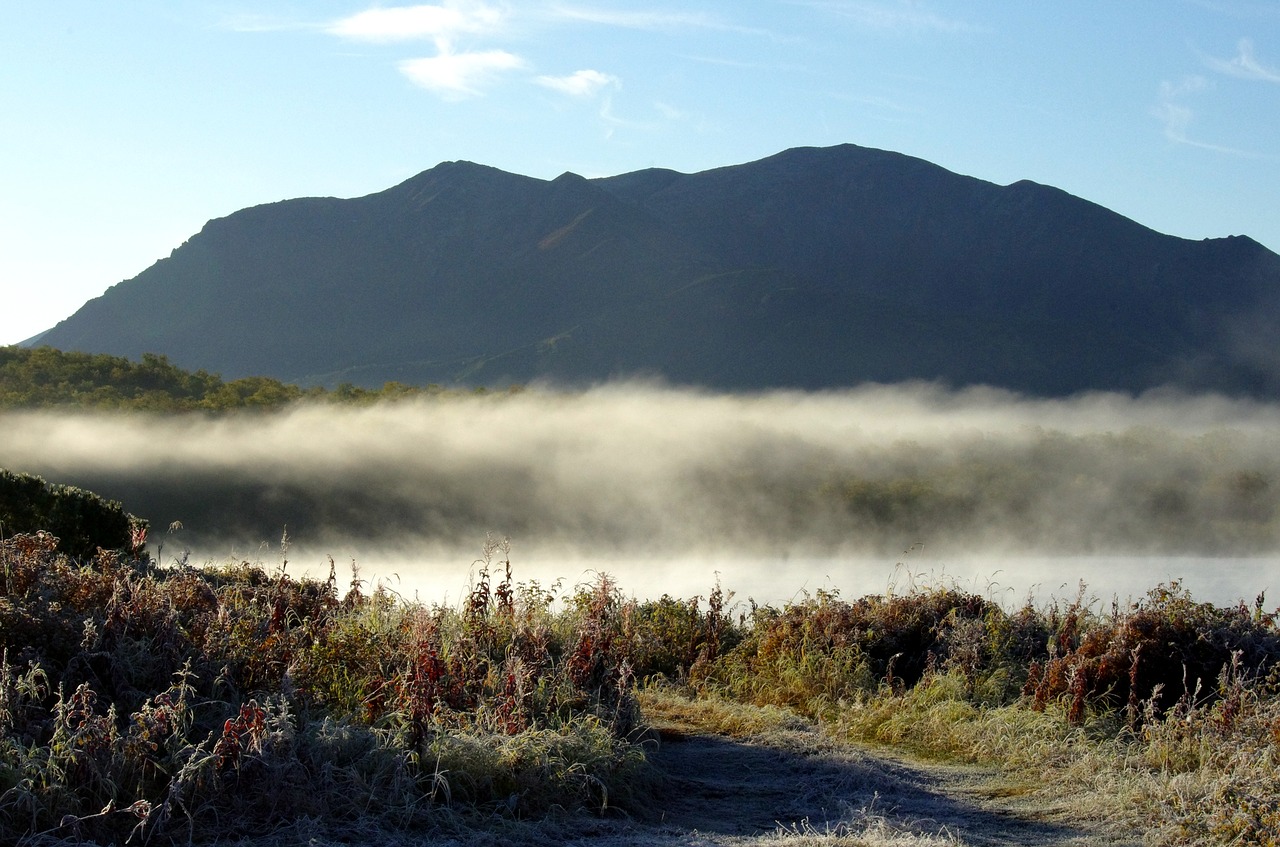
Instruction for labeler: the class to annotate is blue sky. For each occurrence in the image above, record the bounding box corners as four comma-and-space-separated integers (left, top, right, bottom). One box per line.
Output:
3, 1, 1278, 347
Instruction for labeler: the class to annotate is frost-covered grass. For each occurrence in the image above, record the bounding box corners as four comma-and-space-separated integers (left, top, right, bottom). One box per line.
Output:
692, 577, 1280, 845
0, 534, 652, 844
3, 527, 1277, 844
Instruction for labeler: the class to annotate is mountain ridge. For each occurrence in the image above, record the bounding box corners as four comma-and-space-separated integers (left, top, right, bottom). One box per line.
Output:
32, 143, 1280, 396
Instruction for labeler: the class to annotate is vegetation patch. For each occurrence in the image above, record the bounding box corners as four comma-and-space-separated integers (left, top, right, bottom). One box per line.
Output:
0, 346, 512, 412
2, 468, 1279, 844
0, 470, 146, 559
0, 534, 657, 844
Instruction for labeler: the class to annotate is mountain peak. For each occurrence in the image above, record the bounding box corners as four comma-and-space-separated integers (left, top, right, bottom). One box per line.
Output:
31, 144, 1280, 397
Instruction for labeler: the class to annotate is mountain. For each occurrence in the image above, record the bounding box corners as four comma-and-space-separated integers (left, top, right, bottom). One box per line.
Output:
33, 144, 1280, 396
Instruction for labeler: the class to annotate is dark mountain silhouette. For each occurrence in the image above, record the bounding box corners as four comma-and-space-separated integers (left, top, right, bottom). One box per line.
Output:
33, 144, 1280, 396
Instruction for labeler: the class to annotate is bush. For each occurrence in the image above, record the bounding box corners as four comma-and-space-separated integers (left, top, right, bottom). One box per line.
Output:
708, 586, 1000, 713
1023, 582, 1280, 725
0, 532, 655, 844
0, 469, 146, 560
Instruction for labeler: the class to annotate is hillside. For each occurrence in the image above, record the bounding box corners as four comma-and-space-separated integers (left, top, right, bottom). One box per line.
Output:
34, 144, 1280, 396
0, 345, 488, 411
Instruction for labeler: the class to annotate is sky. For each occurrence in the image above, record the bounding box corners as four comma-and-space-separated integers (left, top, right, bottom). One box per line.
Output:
3, 1, 1279, 347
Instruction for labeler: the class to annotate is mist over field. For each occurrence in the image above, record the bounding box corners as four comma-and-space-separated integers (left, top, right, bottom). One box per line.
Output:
2, 382, 1278, 606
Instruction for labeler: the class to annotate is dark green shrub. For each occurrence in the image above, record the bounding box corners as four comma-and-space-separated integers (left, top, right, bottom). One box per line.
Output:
0, 469, 145, 559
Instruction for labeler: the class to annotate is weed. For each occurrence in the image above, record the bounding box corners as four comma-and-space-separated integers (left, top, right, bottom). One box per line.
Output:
0, 532, 659, 843
3, 521, 1279, 845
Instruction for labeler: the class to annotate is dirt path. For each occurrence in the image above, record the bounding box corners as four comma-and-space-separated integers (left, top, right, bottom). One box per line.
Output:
559, 710, 1142, 846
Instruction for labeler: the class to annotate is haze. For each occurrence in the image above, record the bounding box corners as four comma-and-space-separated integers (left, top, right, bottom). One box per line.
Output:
1, 383, 1277, 608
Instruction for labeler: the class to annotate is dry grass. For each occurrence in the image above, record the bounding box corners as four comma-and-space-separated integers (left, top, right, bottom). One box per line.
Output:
819, 651, 1280, 844
0, 533, 654, 844
2, 523, 1278, 845
770, 816, 962, 846
638, 686, 812, 740
681, 576, 1280, 846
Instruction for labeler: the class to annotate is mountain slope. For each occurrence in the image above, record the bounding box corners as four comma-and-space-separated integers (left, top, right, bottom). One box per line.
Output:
34, 144, 1280, 395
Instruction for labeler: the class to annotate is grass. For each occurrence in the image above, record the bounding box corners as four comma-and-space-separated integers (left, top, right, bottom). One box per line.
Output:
0, 534, 655, 844
691, 578, 1280, 845
770, 818, 962, 846
637, 685, 813, 740
2, 527, 1279, 845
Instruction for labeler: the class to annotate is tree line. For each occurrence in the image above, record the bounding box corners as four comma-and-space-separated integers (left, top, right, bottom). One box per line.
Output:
0, 346, 505, 411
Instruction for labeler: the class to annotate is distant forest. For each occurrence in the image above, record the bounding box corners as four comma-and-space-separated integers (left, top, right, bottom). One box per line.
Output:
0, 346, 510, 411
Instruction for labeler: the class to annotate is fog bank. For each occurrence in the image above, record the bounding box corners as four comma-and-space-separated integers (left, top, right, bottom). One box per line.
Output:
2, 383, 1277, 605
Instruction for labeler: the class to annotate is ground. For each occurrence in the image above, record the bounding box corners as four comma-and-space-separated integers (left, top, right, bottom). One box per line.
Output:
200, 700, 1146, 847
545, 701, 1144, 847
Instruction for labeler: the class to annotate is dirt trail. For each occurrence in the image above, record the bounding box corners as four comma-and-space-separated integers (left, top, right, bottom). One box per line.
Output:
562, 713, 1142, 846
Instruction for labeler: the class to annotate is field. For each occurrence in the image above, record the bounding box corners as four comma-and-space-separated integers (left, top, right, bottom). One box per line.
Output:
1, 528, 1278, 845
2, 362, 1279, 843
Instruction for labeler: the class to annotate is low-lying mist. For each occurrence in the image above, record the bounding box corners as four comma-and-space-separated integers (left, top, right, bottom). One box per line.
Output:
2, 382, 1277, 606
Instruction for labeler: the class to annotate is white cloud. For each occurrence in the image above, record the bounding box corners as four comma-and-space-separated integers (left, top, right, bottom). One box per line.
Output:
1154, 75, 1209, 142
536, 69, 620, 97
546, 5, 721, 30
398, 49, 527, 99
324, 3, 523, 100
1152, 75, 1256, 156
326, 2, 504, 43
1205, 38, 1280, 83
544, 4, 784, 39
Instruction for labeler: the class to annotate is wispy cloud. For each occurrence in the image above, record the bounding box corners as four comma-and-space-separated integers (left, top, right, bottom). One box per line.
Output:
1152, 75, 1256, 156
326, 3, 505, 44
543, 3, 784, 39
533, 70, 626, 139
1154, 75, 1209, 141
1204, 37, 1280, 82
322, 3, 522, 99
398, 49, 527, 99
535, 69, 620, 97
259, 2, 775, 103
792, 0, 986, 34
546, 5, 724, 31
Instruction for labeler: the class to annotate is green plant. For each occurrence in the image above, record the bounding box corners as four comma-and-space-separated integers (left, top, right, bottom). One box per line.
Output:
0, 470, 146, 560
